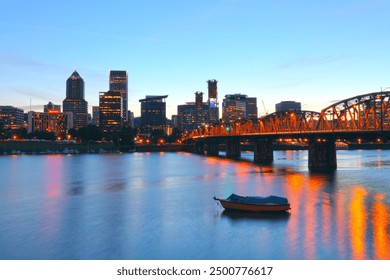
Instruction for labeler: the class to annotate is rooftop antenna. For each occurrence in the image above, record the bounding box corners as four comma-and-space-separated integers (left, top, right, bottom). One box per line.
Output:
30, 98, 32, 112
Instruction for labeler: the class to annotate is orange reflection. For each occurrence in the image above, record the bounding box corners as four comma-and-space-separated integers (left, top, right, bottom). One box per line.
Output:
284, 173, 305, 258
45, 155, 62, 198
335, 191, 347, 257
350, 187, 367, 259
372, 194, 390, 259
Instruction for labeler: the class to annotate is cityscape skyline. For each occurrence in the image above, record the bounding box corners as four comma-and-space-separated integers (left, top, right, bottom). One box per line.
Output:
1, 1, 390, 118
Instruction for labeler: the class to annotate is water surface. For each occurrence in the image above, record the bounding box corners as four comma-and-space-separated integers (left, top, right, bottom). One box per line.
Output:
0, 150, 389, 259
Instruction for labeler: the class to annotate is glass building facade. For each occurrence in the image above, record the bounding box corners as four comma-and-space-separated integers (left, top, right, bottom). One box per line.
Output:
139, 95, 167, 130
99, 91, 123, 133
109, 70, 128, 122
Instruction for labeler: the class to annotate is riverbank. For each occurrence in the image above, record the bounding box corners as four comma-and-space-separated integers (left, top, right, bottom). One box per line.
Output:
0, 140, 118, 155
0, 140, 184, 155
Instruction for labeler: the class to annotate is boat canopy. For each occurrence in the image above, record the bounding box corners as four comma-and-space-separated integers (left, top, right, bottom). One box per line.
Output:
227, 193, 289, 205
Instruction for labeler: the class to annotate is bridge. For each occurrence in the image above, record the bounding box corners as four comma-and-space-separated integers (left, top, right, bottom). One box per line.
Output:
183, 91, 390, 171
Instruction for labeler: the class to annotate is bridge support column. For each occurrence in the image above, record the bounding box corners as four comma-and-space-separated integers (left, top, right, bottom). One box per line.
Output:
195, 140, 205, 155
254, 139, 273, 164
206, 138, 219, 156
226, 137, 241, 159
308, 138, 337, 171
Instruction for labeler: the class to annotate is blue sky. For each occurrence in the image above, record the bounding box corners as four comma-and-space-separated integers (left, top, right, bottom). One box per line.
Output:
1, 0, 390, 117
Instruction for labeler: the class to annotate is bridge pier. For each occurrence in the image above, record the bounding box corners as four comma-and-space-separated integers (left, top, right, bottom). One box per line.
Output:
205, 138, 219, 156
195, 140, 205, 155
308, 137, 337, 171
226, 137, 241, 159
253, 139, 273, 164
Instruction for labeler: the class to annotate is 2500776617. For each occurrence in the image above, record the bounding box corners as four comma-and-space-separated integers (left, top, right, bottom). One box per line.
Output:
209, 266, 273, 276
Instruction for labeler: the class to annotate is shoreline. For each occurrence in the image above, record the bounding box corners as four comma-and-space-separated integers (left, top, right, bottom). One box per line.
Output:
2, 140, 390, 155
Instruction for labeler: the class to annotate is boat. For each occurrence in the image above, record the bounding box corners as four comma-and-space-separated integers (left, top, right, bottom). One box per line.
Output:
213, 193, 291, 212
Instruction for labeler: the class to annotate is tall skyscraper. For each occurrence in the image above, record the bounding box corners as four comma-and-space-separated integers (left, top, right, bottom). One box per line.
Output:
99, 91, 123, 133
109, 70, 128, 122
63, 70, 88, 130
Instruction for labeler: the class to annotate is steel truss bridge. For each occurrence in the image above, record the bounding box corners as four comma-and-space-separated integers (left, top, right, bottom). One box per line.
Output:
184, 91, 390, 171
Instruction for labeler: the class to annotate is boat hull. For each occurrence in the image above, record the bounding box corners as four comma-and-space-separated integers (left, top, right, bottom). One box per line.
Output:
218, 200, 290, 212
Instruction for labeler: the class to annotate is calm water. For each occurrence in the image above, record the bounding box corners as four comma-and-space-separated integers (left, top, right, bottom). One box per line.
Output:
0, 150, 389, 260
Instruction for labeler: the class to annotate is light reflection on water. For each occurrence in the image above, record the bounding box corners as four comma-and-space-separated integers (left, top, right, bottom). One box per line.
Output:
0, 150, 389, 260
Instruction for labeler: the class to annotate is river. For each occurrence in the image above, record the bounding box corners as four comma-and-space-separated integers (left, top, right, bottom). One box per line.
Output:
0, 150, 389, 259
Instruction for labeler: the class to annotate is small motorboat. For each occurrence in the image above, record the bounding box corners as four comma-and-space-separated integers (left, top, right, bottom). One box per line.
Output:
213, 193, 291, 212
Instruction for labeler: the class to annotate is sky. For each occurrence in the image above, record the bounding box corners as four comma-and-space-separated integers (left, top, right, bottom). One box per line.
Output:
1, 0, 390, 118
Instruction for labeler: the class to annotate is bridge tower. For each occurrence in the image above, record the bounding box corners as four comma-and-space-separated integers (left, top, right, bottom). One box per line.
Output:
207, 79, 219, 124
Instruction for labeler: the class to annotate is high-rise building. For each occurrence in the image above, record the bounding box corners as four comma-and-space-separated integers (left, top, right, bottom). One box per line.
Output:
178, 103, 197, 132
109, 70, 128, 122
222, 94, 258, 122
0, 106, 24, 130
246, 97, 258, 120
139, 95, 167, 130
99, 91, 123, 133
66, 71, 84, 99
275, 101, 301, 112
63, 71, 88, 130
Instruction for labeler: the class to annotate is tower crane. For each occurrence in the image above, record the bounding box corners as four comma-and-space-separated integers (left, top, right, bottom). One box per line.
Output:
262, 100, 268, 115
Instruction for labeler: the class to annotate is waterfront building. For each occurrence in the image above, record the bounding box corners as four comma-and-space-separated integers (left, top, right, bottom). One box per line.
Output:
99, 91, 123, 133
275, 101, 301, 112
139, 95, 167, 131
109, 70, 128, 122
63, 70, 88, 130
27, 110, 72, 136
222, 94, 258, 122
246, 97, 258, 120
0, 106, 24, 130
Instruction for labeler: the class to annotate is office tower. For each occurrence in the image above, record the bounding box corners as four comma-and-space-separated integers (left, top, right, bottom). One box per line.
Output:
222, 94, 258, 122
177, 103, 197, 132
246, 97, 258, 120
207, 79, 219, 123
0, 106, 24, 130
99, 91, 123, 133
63, 71, 88, 130
109, 70, 128, 122
275, 101, 301, 112
139, 95, 167, 130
